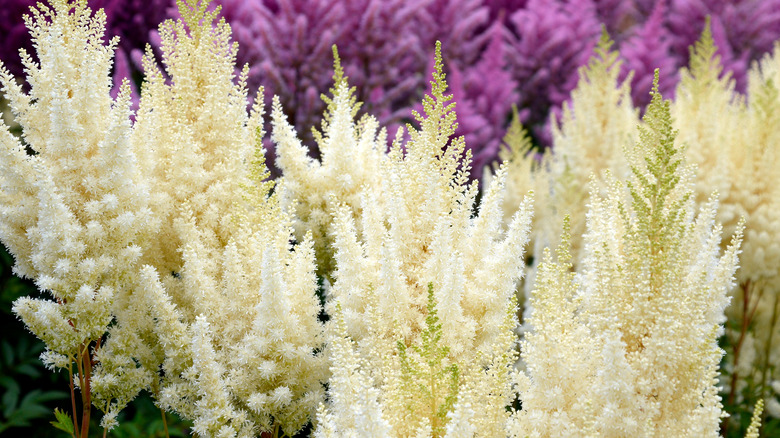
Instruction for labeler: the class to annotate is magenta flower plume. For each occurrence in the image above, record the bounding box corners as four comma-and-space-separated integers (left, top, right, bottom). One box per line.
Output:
216, 0, 506, 176
216, 0, 425, 170
0, 0, 37, 78
620, 0, 677, 109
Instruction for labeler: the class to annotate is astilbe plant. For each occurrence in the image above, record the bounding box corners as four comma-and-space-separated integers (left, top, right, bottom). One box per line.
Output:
304, 42, 534, 436
0, 0, 327, 435
505, 0, 602, 144
272, 47, 385, 281
666, 0, 780, 94
509, 72, 744, 437
0, 0, 158, 434
496, 32, 639, 298
209, 0, 519, 178
673, 27, 780, 434
1, 0, 173, 109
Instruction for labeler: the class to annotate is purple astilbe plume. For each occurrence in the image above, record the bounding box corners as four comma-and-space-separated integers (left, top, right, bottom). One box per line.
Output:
415, 0, 490, 66
216, 0, 344, 150
216, 0, 506, 176
666, 0, 780, 93
484, 0, 528, 18
0, 0, 37, 79
506, 0, 602, 145
619, 0, 677, 109
335, 0, 428, 137
592, 0, 639, 42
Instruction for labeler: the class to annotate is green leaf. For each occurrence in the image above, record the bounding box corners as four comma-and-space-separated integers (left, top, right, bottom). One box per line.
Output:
1, 381, 20, 418
50, 407, 75, 435
15, 363, 41, 379
1, 341, 13, 367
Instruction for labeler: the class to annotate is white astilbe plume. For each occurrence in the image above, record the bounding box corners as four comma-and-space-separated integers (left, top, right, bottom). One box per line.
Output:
0, 0, 159, 427
0, 0, 326, 431
674, 28, 780, 418
273, 47, 385, 281
118, 0, 326, 434
495, 32, 639, 300
315, 42, 533, 437
511, 72, 743, 437
539, 31, 639, 268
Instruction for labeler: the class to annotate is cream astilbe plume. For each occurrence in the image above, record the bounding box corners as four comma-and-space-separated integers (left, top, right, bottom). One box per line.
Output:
107, 0, 325, 434
674, 27, 780, 422
672, 22, 741, 218
0, 0, 159, 428
511, 72, 743, 437
272, 46, 385, 281
725, 43, 780, 421
541, 30, 639, 267
0, 0, 326, 432
497, 32, 639, 301
315, 42, 533, 437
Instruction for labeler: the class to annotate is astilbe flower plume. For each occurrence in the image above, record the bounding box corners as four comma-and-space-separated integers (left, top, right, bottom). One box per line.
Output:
0, 0, 160, 430
666, 0, 780, 93
0, 0, 328, 433
619, 0, 677, 109
673, 30, 780, 428
279, 42, 534, 436
214, 0, 518, 177
510, 72, 743, 437
213, 0, 423, 167
89, 0, 174, 101
497, 32, 639, 299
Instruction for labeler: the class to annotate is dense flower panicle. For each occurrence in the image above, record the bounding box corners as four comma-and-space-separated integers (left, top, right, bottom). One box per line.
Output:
109, 0, 327, 432
499, 33, 639, 293
674, 32, 780, 420
214, 0, 425, 168
0, 0, 155, 364
666, 0, 780, 93
273, 51, 386, 281
511, 73, 743, 437
425, 22, 518, 179
1, 0, 327, 431
313, 42, 533, 436
1, 0, 173, 109
672, 24, 742, 245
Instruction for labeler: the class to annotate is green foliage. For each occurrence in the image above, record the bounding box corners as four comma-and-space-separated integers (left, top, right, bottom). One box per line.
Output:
50, 408, 74, 436
102, 394, 190, 438
625, 70, 689, 275
397, 284, 460, 437
0, 244, 68, 434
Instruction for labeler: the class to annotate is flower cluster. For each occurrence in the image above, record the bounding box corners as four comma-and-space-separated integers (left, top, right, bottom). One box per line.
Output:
499, 22, 780, 435
0, 1, 770, 437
